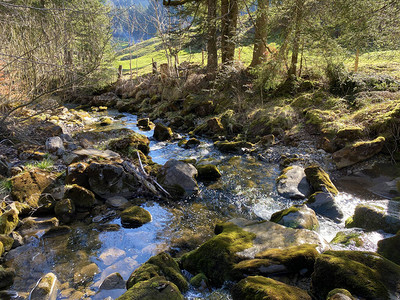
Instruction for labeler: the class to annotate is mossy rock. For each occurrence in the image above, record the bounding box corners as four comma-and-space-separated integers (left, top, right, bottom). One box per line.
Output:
126, 252, 188, 293
233, 244, 319, 278
304, 165, 338, 195
327, 288, 355, 300
214, 141, 253, 154
231, 276, 312, 300
270, 205, 319, 230
0, 234, 14, 251
377, 232, 400, 265
11, 169, 55, 208
153, 123, 173, 141
180, 138, 201, 149
64, 184, 95, 209
108, 132, 150, 155
196, 164, 222, 181
189, 273, 208, 289
311, 250, 400, 300
0, 241, 3, 256
0, 209, 19, 235
54, 198, 75, 223
117, 277, 183, 300
180, 222, 256, 286
30, 272, 59, 300
331, 232, 364, 247
120, 206, 152, 228
99, 117, 113, 126
0, 266, 15, 289
345, 201, 400, 234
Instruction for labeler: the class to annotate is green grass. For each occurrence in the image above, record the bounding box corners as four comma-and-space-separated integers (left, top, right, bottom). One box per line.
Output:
24, 158, 54, 171
0, 179, 12, 195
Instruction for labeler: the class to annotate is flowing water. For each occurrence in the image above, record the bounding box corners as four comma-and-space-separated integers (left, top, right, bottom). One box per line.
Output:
3, 110, 395, 299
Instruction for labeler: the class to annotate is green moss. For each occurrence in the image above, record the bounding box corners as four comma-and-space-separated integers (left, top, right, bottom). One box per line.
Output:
231, 276, 311, 300
0, 241, 3, 256
196, 165, 222, 181
270, 205, 300, 223
305, 109, 338, 126
0, 209, 19, 235
0, 235, 14, 251
275, 166, 294, 183
312, 250, 400, 299
117, 277, 183, 300
108, 132, 150, 155
64, 184, 95, 209
189, 273, 208, 288
126, 252, 188, 293
214, 141, 253, 153
352, 136, 385, 147
327, 288, 354, 300
331, 232, 364, 247
180, 222, 256, 286
120, 206, 152, 228
99, 117, 113, 126
304, 165, 338, 195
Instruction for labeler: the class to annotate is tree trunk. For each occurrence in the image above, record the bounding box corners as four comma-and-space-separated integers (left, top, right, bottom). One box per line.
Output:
288, 0, 305, 77
221, 0, 238, 65
250, 0, 268, 68
207, 0, 218, 71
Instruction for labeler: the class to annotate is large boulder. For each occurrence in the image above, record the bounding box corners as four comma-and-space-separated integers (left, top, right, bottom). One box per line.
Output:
72, 149, 120, 161
332, 137, 386, 169
120, 206, 152, 228
63, 184, 95, 210
277, 166, 311, 199
232, 244, 319, 278
153, 123, 173, 141
180, 218, 329, 287
11, 169, 55, 208
346, 200, 400, 234
231, 276, 311, 300
86, 162, 138, 198
304, 165, 338, 195
158, 159, 198, 199
378, 232, 400, 265
45, 136, 65, 156
116, 277, 183, 300
270, 205, 319, 230
312, 250, 400, 300
30, 272, 59, 300
66, 162, 90, 188
108, 132, 150, 156
306, 191, 343, 222
126, 252, 188, 293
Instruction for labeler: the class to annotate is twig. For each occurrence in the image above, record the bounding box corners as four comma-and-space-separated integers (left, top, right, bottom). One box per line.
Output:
137, 151, 149, 177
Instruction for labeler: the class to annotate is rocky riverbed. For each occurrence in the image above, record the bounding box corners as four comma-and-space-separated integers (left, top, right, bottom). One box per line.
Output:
1, 103, 400, 300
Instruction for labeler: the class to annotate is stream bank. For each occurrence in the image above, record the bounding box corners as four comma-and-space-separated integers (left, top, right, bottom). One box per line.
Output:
1, 76, 400, 299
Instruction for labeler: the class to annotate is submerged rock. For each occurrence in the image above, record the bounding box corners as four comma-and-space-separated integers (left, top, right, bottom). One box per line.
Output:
74, 263, 99, 284
231, 276, 311, 300
120, 206, 151, 228
332, 136, 385, 169
99, 272, 125, 290
312, 250, 400, 300
196, 164, 222, 181
153, 123, 173, 141
346, 200, 400, 234
158, 159, 198, 199
270, 205, 319, 230
277, 165, 311, 199
30, 272, 59, 300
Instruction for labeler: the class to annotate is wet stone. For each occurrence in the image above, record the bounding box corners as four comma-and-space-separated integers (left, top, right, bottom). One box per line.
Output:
99, 272, 125, 290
